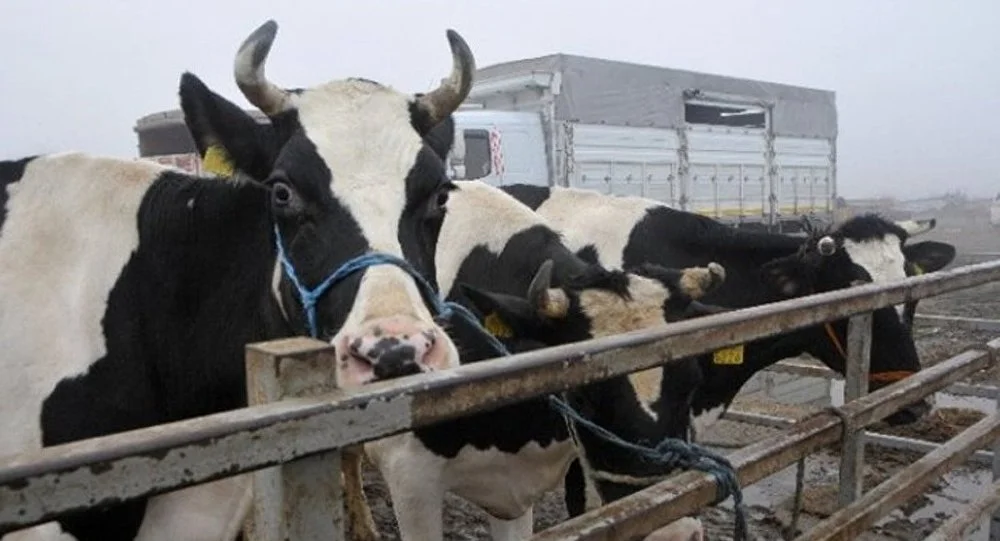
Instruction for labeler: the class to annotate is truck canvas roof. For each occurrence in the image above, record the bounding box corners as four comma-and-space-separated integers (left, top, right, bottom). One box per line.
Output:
470, 53, 837, 139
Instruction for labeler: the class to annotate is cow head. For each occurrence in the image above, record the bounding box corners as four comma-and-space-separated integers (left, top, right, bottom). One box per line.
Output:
760, 214, 955, 424
179, 20, 476, 387
457, 259, 726, 347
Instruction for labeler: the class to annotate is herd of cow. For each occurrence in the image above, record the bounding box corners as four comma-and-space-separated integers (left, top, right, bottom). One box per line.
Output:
0, 20, 960, 541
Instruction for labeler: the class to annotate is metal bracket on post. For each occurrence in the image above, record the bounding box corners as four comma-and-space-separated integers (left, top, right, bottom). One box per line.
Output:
838, 313, 872, 507
244, 337, 345, 541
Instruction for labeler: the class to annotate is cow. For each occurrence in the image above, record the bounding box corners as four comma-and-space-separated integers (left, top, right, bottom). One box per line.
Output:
497, 183, 956, 517
367, 179, 729, 541
194, 129, 725, 541
0, 20, 480, 541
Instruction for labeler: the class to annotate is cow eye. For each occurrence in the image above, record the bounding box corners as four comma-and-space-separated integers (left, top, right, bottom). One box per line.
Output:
426, 185, 451, 220
435, 189, 449, 209
272, 182, 293, 208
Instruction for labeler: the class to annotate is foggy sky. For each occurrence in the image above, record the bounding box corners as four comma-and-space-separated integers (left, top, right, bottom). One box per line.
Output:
0, 0, 997, 199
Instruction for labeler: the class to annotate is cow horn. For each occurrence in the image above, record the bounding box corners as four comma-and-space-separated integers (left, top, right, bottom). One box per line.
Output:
234, 20, 292, 116
415, 29, 476, 126
817, 235, 837, 256
679, 262, 727, 299
527, 260, 569, 319
895, 218, 937, 237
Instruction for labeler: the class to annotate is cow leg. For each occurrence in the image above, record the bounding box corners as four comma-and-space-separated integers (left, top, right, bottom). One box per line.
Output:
642, 517, 704, 541
132, 475, 253, 541
365, 435, 445, 541
342, 445, 380, 541
487, 508, 533, 541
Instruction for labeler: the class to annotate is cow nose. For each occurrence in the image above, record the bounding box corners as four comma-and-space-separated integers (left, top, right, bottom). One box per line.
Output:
338, 316, 449, 385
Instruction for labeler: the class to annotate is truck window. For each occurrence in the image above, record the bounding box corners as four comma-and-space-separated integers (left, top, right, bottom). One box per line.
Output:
463, 129, 492, 179
685, 102, 766, 129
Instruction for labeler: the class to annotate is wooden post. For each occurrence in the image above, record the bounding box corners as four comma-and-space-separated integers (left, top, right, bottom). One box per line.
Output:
838, 313, 872, 507
244, 338, 345, 541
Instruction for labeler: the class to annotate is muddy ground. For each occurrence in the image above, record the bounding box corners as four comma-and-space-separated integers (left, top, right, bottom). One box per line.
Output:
358, 202, 1000, 540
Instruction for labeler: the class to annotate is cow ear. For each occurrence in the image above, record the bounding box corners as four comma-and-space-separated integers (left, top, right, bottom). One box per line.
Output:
903, 241, 956, 274
456, 283, 538, 338
179, 72, 277, 181
760, 257, 811, 298
425, 116, 455, 161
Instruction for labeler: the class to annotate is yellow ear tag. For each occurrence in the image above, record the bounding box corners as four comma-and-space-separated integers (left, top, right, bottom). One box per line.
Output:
912, 264, 924, 276
202, 145, 235, 177
712, 344, 744, 365
483, 312, 514, 339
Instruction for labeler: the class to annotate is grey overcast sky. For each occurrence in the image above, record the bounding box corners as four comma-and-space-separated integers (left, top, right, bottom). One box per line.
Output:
0, 0, 997, 199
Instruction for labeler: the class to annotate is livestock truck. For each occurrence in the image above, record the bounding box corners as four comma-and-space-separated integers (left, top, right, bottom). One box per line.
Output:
136, 53, 838, 232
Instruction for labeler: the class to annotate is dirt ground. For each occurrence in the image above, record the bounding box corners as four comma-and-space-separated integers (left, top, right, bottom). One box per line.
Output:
359, 202, 1000, 540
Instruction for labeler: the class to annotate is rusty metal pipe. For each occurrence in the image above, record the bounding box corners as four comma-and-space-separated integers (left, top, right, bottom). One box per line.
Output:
530, 348, 994, 541
1, 262, 999, 531
792, 412, 1000, 541
924, 478, 1000, 541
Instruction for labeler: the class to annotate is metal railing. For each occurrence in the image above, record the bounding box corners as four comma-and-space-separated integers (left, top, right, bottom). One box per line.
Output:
2, 260, 1000, 540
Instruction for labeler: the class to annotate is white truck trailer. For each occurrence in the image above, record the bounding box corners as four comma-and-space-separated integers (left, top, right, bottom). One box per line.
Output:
136, 53, 838, 232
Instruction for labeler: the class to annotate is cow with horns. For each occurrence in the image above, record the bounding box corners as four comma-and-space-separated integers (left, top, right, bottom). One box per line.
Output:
0, 19, 485, 541
192, 117, 727, 541
498, 184, 956, 517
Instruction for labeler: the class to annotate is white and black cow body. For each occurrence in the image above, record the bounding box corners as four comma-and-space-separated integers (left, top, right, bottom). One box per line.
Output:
0, 20, 481, 541
353, 178, 722, 541
500, 183, 956, 516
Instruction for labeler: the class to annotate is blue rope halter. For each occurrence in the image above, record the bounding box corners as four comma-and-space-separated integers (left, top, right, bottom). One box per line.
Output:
272, 224, 746, 540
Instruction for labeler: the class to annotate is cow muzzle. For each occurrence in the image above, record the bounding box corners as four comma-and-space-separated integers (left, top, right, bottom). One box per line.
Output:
336, 316, 451, 386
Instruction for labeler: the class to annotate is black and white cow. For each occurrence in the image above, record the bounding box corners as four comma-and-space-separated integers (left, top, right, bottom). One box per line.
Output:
0, 20, 479, 541
364, 179, 724, 541
499, 184, 956, 517
194, 128, 725, 541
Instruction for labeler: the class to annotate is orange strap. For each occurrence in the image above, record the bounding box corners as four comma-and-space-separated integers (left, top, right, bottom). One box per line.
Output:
822, 323, 914, 384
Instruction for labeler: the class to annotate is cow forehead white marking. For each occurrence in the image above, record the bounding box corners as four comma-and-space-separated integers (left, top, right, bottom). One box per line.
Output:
580, 275, 671, 420
841, 233, 907, 316
0, 153, 155, 461
293, 81, 457, 364
293, 81, 424, 258
535, 187, 659, 269
437, 182, 556, 297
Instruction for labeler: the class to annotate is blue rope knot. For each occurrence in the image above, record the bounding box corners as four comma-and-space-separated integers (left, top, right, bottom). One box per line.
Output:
272, 223, 746, 540
548, 395, 748, 541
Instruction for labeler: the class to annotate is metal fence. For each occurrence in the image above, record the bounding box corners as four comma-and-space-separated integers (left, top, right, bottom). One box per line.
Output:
2, 260, 1000, 540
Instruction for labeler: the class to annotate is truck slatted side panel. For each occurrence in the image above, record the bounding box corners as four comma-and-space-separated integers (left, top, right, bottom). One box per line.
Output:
564, 124, 681, 207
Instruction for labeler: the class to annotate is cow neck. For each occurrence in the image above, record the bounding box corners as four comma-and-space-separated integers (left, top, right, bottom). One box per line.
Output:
143, 174, 280, 332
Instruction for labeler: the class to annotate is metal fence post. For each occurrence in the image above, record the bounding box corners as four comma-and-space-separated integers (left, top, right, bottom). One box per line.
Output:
838, 313, 872, 507
992, 383, 1000, 541
244, 337, 345, 541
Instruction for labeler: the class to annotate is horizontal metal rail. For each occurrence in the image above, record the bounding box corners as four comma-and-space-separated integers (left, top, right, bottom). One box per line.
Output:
793, 412, 1000, 541
1, 260, 1000, 532
766, 360, 999, 399
924, 478, 1000, 541
916, 313, 1000, 333
721, 410, 997, 466
531, 346, 997, 540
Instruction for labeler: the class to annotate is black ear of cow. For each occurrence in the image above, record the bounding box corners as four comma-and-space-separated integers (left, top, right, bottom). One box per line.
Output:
424, 115, 456, 162
456, 282, 539, 334
903, 241, 956, 274
179, 72, 277, 181
760, 256, 811, 298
